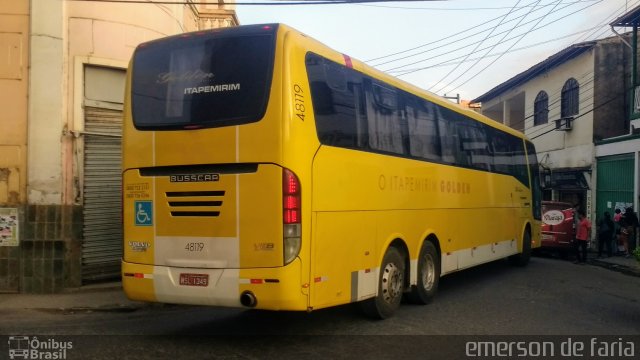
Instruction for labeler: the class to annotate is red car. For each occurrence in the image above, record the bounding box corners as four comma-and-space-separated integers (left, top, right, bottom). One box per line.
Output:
541, 201, 575, 257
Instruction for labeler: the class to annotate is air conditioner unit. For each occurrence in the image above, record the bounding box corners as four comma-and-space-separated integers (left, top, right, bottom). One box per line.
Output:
555, 116, 573, 131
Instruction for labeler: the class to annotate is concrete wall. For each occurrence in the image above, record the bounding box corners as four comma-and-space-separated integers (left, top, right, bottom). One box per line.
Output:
0, 0, 28, 207
479, 49, 596, 170
593, 39, 629, 141
523, 50, 595, 170
0, 0, 237, 293
0, 0, 29, 292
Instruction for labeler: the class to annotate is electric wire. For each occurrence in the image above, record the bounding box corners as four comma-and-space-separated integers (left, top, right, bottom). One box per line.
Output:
430, 0, 547, 94
383, 0, 604, 74
65, 0, 454, 6
366, 0, 597, 64
427, 0, 529, 93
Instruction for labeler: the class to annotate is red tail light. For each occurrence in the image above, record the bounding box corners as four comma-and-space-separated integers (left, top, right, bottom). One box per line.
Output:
283, 169, 301, 265
283, 169, 300, 225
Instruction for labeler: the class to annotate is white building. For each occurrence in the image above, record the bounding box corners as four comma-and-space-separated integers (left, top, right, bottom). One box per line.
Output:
471, 34, 638, 248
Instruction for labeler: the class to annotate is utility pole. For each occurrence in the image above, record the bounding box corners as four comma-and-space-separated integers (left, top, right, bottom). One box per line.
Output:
443, 93, 460, 104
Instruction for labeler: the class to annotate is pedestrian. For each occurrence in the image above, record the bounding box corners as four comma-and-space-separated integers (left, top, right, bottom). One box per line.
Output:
573, 210, 591, 264
613, 208, 623, 255
624, 207, 638, 255
571, 204, 581, 261
614, 208, 622, 222
620, 207, 638, 258
597, 211, 614, 258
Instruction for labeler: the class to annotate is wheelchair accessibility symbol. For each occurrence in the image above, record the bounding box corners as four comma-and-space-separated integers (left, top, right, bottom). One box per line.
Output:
135, 201, 153, 226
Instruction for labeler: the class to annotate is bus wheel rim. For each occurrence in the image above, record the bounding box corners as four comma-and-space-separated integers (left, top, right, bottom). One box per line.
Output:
381, 262, 403, 304
421, 253, 435, 291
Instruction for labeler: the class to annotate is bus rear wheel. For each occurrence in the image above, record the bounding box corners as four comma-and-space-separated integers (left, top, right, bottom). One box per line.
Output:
361, 246, 405, 319
407, 241, 440, 305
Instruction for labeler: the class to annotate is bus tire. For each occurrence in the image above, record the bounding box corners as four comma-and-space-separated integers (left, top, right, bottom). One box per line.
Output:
361, 246, 405, 319
509, 231, 531, 267
407, 241, 440, 305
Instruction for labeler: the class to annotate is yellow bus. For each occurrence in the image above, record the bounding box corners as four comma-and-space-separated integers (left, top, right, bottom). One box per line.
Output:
122, 24, 541, 318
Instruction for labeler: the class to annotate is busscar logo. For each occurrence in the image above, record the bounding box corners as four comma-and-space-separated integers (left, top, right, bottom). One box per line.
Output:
128, 241, 151, 252
170, 174, 220, 183
8, 336, 73, 360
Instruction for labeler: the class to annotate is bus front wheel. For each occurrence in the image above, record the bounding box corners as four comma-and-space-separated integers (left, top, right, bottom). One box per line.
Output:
361, 246, 405, 319
407, 241, 440, 305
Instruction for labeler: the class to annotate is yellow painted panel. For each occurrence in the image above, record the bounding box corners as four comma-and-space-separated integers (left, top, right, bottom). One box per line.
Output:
122, 170, 155, 265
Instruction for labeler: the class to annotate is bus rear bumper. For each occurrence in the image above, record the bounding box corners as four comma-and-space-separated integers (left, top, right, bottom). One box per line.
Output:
122, 259, 308, 311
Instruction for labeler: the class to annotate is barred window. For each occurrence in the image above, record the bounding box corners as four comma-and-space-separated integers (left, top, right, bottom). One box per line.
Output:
561, 78, 579, 118
533, 91, 548, 126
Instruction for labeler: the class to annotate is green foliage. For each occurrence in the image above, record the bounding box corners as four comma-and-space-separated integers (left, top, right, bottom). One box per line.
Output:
633, 247, 640, 263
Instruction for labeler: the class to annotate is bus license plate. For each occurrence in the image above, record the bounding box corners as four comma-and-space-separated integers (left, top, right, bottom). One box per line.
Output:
179, 273, 209, 287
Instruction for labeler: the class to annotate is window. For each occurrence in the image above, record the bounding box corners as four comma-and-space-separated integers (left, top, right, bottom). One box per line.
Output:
533, 91, 548, 126
365, 81, 404, 155
561, 78, 579, 118
131, 29, 276, 129
306, 52, 532, 187
405, 96, 441, 162
306, 54, 362, 148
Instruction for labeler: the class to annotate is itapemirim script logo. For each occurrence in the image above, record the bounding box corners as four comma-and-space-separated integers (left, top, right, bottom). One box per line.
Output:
8, 336, 73, 360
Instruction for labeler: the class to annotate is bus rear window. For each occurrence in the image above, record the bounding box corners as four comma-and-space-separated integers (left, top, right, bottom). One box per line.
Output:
131, 26, 276, 129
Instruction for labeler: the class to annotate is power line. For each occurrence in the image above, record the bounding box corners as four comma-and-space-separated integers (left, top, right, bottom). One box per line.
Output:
507, 71, 596, 135
365, 0, 568, 66
368, 0, 585, 65
65, 0, 452, 6
380, 0, 603, 73
525, 79, 596, 138
529, 87, 627, 140
474, 0, 636, 137
359, 0, 600, 11
454, 0, 619, 98
427, 0, 530, 93
430, 0, 547, 94
384, 26, 601, 74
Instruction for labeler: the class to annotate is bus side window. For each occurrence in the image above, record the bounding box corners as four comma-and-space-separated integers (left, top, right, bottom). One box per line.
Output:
363, 79, 404, 155
437, 107, 462, 166
309, 81, 334, 115
405, 95, 441, 162
461, 121, 491, 171
490, 128, 512, 175
307, 53, 359, 149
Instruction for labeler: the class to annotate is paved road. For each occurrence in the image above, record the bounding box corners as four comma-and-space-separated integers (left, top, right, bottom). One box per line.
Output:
1, 257, 639, 359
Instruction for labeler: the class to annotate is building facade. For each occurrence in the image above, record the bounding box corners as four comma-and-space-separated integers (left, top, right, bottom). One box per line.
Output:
471, 34, 638, 246
0, 0, 237, 293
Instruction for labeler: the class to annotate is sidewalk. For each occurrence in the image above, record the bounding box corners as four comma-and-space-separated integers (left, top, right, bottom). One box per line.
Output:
589, 253, 640, 277
1, 256, 638, 312
0, 282, 147, 311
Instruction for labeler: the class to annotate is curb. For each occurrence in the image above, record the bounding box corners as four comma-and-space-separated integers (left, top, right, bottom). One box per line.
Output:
61, 282, 123, 294
589, 258, 640, 278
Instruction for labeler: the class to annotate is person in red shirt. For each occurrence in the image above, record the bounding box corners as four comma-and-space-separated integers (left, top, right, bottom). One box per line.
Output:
574, 210, 592, 264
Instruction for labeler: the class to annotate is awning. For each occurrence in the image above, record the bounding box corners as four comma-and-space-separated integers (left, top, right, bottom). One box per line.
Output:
550, 168, 591, 190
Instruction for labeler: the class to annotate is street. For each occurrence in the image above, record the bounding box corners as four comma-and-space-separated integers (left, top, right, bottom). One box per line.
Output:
1, 257, 639, 359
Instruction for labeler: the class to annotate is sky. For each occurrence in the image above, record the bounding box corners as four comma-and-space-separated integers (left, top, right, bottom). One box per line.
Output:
235, 0, 637, 101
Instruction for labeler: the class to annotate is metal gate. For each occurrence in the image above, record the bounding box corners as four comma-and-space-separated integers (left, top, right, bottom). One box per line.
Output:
595, 154, 634, 222
82, 106, 123, 282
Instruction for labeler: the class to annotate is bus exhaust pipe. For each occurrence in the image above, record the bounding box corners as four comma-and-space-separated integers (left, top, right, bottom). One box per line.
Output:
240, 291, 257, 308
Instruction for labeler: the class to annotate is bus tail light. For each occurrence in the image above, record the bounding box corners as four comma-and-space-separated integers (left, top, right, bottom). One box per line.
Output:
283, 169, 301, 265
